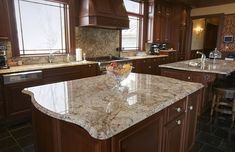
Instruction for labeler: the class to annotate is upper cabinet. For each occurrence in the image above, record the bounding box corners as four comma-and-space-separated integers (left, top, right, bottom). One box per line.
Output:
76, 0, 129, 29
0, 0, 10, 39
147, 1, 172, 43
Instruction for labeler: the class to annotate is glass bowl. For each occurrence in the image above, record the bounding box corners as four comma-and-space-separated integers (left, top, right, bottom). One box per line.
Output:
106, 62, 132, 84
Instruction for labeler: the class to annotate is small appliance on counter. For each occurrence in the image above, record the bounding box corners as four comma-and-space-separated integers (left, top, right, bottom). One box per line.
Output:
149, 43, 160, 55
209, 48, 222, 59
0, 43, 9, 69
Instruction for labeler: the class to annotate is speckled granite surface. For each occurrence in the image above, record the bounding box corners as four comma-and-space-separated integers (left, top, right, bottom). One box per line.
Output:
0, 55, 167, 74
0, 61, 97, 74
23, 73, 203, 140
159, 58, 235, 75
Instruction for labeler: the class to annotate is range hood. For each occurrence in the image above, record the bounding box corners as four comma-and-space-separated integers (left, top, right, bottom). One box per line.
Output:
77, 0, 129, 29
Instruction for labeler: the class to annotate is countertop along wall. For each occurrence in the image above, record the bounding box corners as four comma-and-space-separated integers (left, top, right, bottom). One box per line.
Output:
191, 3, 235, 53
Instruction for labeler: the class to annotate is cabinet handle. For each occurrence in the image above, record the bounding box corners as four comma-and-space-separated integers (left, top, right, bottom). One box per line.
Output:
189, 106, 193, 110
176, 120, 181, 125
187, 76, 191, 80
175, 107, 181, 112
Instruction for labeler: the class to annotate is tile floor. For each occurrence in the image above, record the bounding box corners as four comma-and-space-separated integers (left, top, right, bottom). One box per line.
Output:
0, 111, 234, 152
0, 122, 34, 152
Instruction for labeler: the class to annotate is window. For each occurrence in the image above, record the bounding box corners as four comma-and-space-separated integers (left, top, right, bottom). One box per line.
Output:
122, 0, 144, 51
14, 0, 70, 55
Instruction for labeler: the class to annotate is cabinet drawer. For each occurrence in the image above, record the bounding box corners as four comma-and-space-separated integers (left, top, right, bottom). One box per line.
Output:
166, 98, 186, 122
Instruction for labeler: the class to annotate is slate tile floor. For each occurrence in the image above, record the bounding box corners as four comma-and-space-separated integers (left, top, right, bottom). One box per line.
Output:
0, 122, 34, 152
0, 111, 234, 152
190, 111, 235, 152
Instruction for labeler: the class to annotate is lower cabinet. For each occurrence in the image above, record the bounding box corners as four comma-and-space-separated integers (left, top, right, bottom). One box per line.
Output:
112, 111, 164, 152
161, 68, 215, 115
163, 114, 186, 152
2, 63, 99, 123
132, 57, 167, 75
31, 91, 201, 152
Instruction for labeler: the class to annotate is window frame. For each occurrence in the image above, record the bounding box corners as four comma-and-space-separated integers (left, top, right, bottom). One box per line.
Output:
8, 0, 75, 57
121, 0, 145, 52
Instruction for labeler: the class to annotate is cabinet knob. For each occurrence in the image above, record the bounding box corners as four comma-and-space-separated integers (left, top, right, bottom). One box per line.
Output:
148, 66, 151, 69
189, 106, 193, 110
143, 60, 146, 63
176, 120, 181, 125
175, 107, 181, 112
187, 76, 191, 80
88, 65, 92, 67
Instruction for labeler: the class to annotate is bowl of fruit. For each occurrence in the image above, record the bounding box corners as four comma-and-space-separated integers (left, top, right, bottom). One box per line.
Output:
106, 62, 132, 84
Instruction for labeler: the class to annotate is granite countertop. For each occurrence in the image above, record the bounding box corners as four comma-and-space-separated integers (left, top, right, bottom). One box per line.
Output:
0, 61, 97, 74
159, 58, 235, 75
23, 73, 203, 140
127, 54, 168, 60
0, 55, 168, 74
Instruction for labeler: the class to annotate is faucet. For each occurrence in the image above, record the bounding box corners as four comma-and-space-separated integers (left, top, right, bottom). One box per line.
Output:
48, 52, 55, 63
196, 51, 206, 65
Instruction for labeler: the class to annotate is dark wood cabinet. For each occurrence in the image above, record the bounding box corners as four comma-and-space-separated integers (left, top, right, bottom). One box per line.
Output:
185, 91, 200, 151
161, 68, 215, 115
112, 111, 164, 152
2, 64, 99, 123
159, 50, 177, 63
0, 80, 5, 121
0, 0, 10, 39
132, 57, 167, 75
163, 114, 186, 152
148, 1, 172, 43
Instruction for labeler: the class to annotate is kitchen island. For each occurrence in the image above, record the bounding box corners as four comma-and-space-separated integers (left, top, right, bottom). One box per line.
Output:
160, 58, 235, 114
23, 73, 203, 152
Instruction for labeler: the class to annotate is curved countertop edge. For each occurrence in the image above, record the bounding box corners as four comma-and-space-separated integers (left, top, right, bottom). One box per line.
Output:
22, 80, 204, 140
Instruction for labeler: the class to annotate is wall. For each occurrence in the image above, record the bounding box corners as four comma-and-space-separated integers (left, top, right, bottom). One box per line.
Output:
191, 3, 235, 16
219, 14, 235, 52
75, 27, 119, 58
191, 3, 235, 53
191, 19, 206, 50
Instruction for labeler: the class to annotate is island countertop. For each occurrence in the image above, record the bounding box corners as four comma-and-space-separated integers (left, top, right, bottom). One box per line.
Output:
159, 58, 235, 75
23, 73, 203, 140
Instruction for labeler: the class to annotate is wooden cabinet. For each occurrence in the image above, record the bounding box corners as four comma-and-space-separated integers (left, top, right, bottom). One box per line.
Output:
159, 50, 177, 63
31, 88, 202, 152
112, 111, 164, 152
185, 91, 200, 151
132, 57, 167, 75
161, 68, 215, 115
0, 0, 10, 39
42, 64, 99, 84
147, 1, 172, 43
2, 64, 99, 123
0, 81, 5, 121
4, 80, 41, 122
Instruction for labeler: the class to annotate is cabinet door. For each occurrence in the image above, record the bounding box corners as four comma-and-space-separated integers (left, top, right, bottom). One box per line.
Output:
0, 0, 10, 39
164, 114, 185, 152
112, 112, 164, 152
4, 84, 33, 119
154, 4, 161, 42
185, 91, 200, 152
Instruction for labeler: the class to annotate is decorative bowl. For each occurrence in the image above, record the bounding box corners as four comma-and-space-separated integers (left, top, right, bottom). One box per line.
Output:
106, 62, 132, 83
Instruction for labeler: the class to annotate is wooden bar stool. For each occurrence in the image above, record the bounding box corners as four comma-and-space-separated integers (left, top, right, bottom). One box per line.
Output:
210, 81, 235, 127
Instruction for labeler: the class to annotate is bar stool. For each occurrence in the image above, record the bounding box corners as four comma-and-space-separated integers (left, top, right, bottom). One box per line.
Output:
210, 80, 235, 127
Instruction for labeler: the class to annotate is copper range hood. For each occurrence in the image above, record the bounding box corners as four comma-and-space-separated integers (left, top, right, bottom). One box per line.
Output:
76, 0, 129, 29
